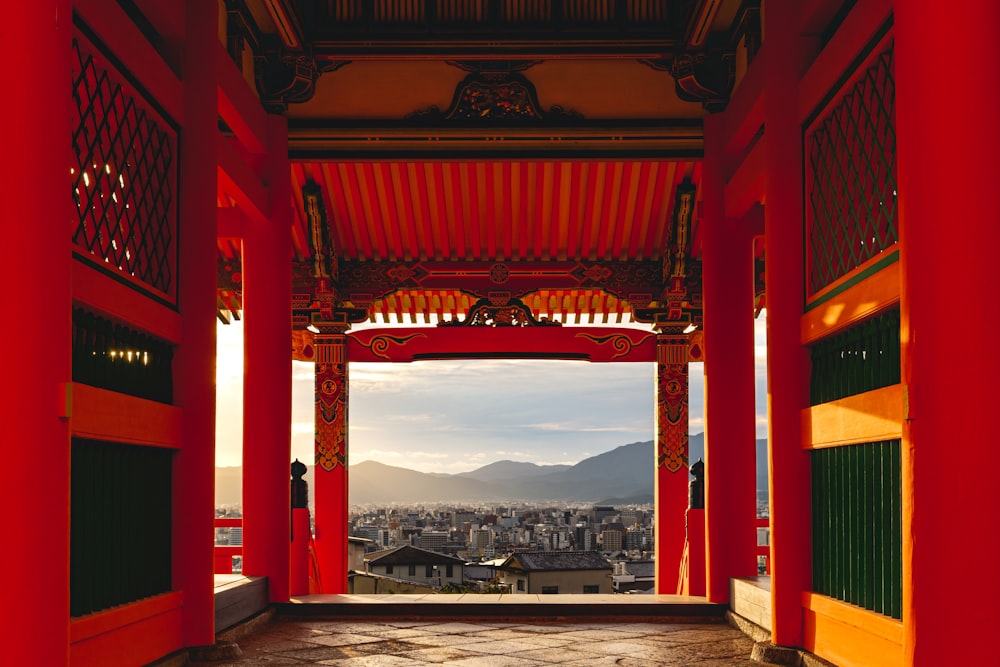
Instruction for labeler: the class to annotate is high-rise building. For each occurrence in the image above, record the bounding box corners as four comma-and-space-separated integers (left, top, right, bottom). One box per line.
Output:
600, 529, 623, 553
418, 530, 449, 552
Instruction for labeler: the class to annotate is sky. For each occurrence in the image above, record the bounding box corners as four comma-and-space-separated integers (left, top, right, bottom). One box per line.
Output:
215, 315, 769, 473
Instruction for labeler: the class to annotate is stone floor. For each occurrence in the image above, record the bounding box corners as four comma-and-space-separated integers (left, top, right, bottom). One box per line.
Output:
189, 617, 766, 666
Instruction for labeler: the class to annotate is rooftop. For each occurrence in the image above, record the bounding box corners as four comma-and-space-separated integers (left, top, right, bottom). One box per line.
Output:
367, 544, 468, 566
502, 551, 614, 572
622, 561, 657, 578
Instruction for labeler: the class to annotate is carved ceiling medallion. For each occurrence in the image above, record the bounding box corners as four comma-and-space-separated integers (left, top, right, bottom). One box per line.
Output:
440, 297, 561, 327
411, 68, 581, 124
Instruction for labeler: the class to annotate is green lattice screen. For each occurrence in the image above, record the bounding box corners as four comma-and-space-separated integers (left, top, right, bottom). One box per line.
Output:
72, 308, 174, 404
812, 439, 902, 619
809, 308, 900, 406
71, 438, 173, 617
806, 47, 897, 297
71, 33, 177, 301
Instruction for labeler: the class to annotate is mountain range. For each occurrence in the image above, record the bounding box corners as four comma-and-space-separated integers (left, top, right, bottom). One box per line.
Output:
216, 434, 769, 506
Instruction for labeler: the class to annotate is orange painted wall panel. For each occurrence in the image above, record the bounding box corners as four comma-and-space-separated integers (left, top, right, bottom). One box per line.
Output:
70, 592, 184, 667
801, 256, 899, 345
801, 384, 903, 449
72, 263, 182, 344
70, 383, 183, 448
803, 593, 903, 667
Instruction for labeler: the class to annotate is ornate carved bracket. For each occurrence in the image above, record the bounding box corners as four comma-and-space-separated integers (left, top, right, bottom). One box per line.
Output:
631, 179, 703, 328
255, 48, 349, 113
666, 181, 697, 285
639, 44, 735, 113
632, 257, 703, 330
410, 66, 581, 123
302, 181, 337, 282
671, 48, 735, 113
440, 297, 561, 327
332, 258, 664, 306
218, 254, 242, 291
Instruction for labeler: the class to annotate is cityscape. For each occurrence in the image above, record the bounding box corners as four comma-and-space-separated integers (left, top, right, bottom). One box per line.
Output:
215, 434, 771, 593
216, 491, 770, 595
218, 500, 659, 594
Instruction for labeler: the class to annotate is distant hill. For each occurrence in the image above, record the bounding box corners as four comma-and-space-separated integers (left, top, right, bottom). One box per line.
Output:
351, 460, 487, 503
215, 435, 770, 506
460, 460, 571, 481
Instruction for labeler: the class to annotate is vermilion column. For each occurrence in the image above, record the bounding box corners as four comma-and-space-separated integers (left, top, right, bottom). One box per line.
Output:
242, 115, 292, 602
654, 333, 691, 594
313, 331, 349, 593
702, 114, 759, 604
0, 3, 71, 663
173, 0, 218, 646
763, 0, 812, 647
896, 3, 1000, 664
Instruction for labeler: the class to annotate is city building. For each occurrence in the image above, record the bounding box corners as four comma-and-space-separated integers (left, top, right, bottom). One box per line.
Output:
498, 551, 614, 595
364, 545, 465, 588
621, 509, 646, 526
6, 2, 995, 666
416, 530, 450, 552
591, 506, 618, 524
347, 537, 372, 572
600, 529, 624, 554
625, 527, 646, 552
613, 560, 657, 594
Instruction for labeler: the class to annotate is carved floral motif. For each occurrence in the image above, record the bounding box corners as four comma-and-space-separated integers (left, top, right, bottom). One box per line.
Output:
440, 297, 560, 327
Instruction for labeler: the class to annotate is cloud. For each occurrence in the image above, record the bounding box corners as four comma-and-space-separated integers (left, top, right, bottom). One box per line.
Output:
291, 421, 314, 435
522, 422, 635, 433
217, 316, 771, 473
384, 413, 434, 423
364, 449, 451, 460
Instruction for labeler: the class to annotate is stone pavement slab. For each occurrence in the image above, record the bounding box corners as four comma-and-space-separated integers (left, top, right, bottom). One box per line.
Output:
188, 617, 765, 666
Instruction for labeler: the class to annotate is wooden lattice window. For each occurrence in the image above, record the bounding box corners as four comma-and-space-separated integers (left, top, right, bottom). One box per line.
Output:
71, 31, 178, 303
806, 44, 897, 298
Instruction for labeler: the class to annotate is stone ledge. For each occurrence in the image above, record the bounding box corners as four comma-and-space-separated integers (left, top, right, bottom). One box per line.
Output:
216, 608, 275, 644
726, 609, 771, 643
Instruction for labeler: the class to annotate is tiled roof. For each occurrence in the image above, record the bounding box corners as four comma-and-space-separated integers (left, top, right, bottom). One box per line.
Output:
502, 551, 612, 572
623, 561, 655, 578
366, 544, 466, 566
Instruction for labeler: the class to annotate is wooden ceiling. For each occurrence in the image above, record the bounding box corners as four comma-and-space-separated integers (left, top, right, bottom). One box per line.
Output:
289, 160, 700, 264
218, 0, 756, 325
280, 159, 699, 324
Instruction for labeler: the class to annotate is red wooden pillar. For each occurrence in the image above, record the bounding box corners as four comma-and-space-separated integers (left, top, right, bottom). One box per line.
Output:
313, 331, 349, 593
0, 3, 72, 663
763, 0, 812, 647
702, 113, 759, 604
173, 0, 219, 647
290, 508, 311, 596
683, 509, 706, 595
896, 3, 1000, 664
241, 115, 292, 602
654, 333, 690, 594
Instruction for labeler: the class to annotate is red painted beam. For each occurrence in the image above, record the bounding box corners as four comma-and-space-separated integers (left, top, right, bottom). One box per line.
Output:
348, 326, 656, 363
